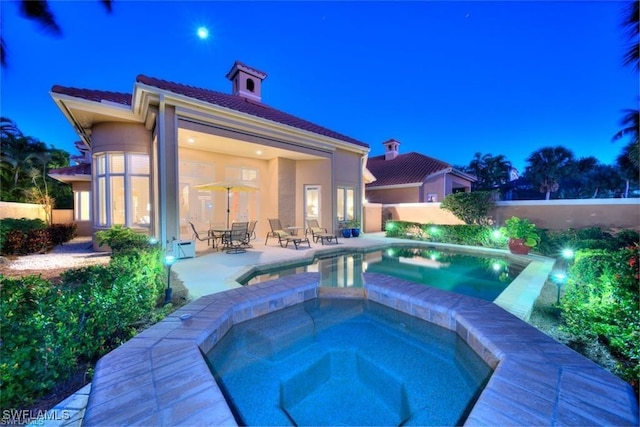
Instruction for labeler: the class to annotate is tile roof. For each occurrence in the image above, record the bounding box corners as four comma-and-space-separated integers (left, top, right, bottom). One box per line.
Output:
366, 152, 452, 187
51, 77, 369, 149
136, 75, 368, 148
51, 85, 132, 106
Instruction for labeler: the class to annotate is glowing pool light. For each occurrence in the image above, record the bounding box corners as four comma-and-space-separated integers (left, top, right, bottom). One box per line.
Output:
197, 26, 209, 40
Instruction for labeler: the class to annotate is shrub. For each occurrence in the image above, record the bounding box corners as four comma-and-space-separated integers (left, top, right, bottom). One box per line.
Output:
0, 218, 47, 255
384, 221, 506, 249
0, 235, 166, 410
48, 223, 77, 246
560, 246, 640, 390
96, 225, 150, 254
440, 191, 497, 225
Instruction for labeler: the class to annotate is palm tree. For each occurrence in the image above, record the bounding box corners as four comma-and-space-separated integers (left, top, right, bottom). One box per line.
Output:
617, 142, 640, 197
524, 146, 575, 200
612, 108, 639, 170
622, 0, 639, 71
465, 152, 512, 191
0, 0, 112, 67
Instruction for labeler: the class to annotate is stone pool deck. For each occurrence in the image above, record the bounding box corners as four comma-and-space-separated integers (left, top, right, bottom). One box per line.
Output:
35, 234, 638, 425
78, 272, 639, 426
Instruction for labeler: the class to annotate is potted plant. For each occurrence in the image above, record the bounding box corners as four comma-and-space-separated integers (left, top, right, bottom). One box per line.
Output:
349, 219, 361, 237
499, 216, 540, 255
340, 222, 352, 238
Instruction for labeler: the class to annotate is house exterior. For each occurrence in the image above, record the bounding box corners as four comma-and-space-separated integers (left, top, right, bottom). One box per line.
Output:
365, 139, 476, 204
49, 61, 370, 248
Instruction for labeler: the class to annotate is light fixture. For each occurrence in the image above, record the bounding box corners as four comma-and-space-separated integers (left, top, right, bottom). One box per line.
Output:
552, 272, 567, 304
256, 150, 263, 155
562, 248, 574, 259
164, 254, 177, 304
187, 137, 195, 144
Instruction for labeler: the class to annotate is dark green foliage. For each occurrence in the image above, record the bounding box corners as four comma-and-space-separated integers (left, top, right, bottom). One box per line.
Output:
537, 227, 639, 256
0, 243, 166, 410
47, 223, 77, 246
560, 246, 639, 389
440, 191, 497, 225
0, 219, 76, 255
96, 225, 150, 254
384, 221, 507, 249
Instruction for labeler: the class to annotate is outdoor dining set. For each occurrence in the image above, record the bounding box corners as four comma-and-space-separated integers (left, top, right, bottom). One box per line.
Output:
189, 218, 340, 254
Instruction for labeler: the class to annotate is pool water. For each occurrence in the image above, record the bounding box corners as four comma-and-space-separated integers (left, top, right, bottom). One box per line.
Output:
243, 246, 527, 301
206, 298, 492, 426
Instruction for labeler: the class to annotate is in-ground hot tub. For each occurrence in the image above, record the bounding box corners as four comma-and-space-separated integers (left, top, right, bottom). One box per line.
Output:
207, 298, 492, 426
81, 272, 639, 426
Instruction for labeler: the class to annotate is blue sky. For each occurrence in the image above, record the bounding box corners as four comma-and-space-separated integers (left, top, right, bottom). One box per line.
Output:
1, 1, 637, 173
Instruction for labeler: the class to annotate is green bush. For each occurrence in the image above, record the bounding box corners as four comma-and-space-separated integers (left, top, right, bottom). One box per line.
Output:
440, 191, 497, 225
384, 221, 506, 248
96, 225, 150, 254
0, 234, 166, 410
560, 246, 639, 390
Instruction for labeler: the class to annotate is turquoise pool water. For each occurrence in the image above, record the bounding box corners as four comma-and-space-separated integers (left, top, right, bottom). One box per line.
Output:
242, 246, 527, 301
206, 298, 492, 426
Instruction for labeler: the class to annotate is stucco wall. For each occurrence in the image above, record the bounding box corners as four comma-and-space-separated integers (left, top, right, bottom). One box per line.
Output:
92, 122, 151, 153
492, 199, 640, 230
0, 202, 46, 221
362, 199, 640, 232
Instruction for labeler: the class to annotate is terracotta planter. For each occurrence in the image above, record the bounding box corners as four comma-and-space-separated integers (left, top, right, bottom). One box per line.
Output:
508, 238, 531, 255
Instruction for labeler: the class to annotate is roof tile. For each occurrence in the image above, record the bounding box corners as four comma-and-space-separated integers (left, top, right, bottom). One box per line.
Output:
366, 152, 451, 187
135, 75, 367, 148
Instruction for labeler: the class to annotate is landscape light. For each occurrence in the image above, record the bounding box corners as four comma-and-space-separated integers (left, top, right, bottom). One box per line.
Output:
492, 229, 502, 239
562, 248, 574, 259
164, 255, 177, 304
552, 272, 567, 304
429, 226, 438, 234
148, 237, 158, 245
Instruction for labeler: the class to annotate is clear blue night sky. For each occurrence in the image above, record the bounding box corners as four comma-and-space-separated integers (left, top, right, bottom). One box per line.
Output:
1, 1, 637, 173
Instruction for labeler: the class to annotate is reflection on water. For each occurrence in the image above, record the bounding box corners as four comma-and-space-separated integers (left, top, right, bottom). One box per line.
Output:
244, 247, 527, 301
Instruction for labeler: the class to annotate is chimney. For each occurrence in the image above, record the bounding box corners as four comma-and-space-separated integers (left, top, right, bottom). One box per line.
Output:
383, 139, 400, 160
225, 61, 267, 102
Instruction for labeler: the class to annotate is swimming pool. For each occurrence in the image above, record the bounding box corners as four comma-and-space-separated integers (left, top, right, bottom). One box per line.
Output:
206, 297, 492, 426
241, 246, 528, 301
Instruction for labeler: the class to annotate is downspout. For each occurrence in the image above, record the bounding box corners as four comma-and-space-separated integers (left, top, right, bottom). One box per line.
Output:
157, 94, 167, 248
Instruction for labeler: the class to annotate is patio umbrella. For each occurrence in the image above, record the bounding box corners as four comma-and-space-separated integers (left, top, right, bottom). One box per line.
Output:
194, 181, 259, 229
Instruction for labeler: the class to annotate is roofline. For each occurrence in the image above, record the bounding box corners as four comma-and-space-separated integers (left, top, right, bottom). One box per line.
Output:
366, 183, 421, 190
48, 174, 91, 183
50, 91, 142, 148
134, 82, 370, 156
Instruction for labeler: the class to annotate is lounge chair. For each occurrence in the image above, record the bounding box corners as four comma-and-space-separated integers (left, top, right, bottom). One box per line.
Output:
247, 220, 258, 242
225, 221, 249, 254
189, 221, 216, 248
306, 219, 339, 245
265, 218, 311, 250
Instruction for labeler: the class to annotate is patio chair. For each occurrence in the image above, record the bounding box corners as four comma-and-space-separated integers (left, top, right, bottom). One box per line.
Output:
306, 219, 339, 245
225, 221, 249, 254
265, 218, 311, 250
189, 221, 217, 248
247, 220, 258, 241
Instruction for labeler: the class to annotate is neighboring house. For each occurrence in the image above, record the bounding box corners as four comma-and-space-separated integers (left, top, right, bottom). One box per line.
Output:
365, 139, 476, 204
49, 61, 370, 248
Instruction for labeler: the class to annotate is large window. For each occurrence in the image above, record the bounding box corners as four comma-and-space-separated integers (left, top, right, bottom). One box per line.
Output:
94, 153, 150, 227
336, 187, 355, 222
